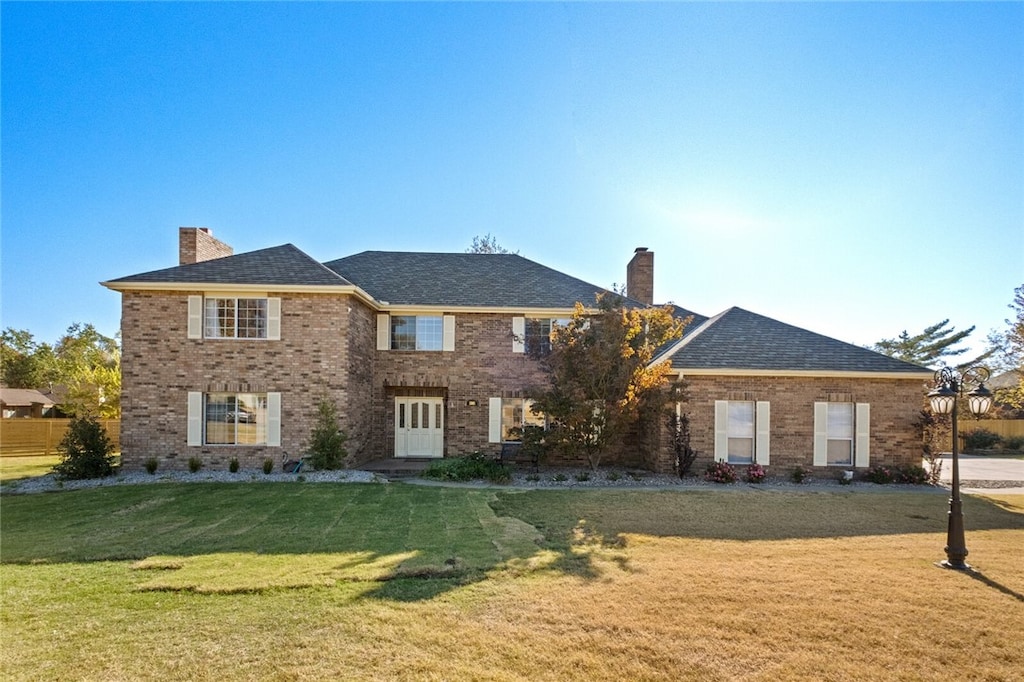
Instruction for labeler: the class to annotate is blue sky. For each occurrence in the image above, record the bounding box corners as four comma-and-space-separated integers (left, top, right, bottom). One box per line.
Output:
2, 2, 1022, 362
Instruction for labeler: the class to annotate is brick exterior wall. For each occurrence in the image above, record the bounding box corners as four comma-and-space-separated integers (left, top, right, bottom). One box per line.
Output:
120, 290, 372, 471
371, 313, 551, 458
642, 375, 927, 476
118, 290, 926, 475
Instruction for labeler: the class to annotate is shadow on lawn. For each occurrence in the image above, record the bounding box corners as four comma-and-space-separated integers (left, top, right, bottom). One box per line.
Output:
2, 483, 1022, 603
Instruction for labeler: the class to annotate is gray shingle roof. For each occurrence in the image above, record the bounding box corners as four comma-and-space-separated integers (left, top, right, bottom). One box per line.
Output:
669, 307, 930, 374
324, 251, 614, 308
106, 244, 351, 287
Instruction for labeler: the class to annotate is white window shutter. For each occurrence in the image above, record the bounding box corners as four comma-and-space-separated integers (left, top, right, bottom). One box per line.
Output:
713, 400, 729, 462
813, 402, 828, 466
442, 315, 456, 352
855, 403, 870, 467
187, 296, 203, 339
755, 401, 771, 465
376, 314, 390, 351
488, 397, 503, 443
266, 298, 281, 340
187, 391, 203, 446
267, 392, 282, 447
512, 317, 525, 353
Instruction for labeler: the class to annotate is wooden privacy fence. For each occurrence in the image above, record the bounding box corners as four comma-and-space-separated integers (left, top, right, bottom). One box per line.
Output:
0, 419, 120, 456
955, 419, 1024, 451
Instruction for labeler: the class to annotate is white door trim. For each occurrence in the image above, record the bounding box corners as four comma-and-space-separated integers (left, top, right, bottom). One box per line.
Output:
394, 397, 444, 458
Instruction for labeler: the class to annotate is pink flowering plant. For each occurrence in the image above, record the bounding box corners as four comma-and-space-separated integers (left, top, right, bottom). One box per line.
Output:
704, 461, 737, 484
745, 463, 766, 483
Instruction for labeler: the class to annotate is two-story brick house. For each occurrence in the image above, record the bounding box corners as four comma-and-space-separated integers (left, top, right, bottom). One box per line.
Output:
103, 227, 932, 474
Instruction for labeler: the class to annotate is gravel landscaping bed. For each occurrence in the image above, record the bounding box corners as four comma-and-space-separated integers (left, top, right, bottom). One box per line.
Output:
2, 468, 384, 495
2, 465, 978, 495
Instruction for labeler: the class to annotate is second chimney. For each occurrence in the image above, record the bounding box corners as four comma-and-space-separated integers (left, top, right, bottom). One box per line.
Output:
627, 247, 654, 305
179, 227, 233, 265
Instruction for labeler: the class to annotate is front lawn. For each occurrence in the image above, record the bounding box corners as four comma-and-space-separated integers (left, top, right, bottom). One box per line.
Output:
0, 455, 60, 483
2, 483, 1022, 680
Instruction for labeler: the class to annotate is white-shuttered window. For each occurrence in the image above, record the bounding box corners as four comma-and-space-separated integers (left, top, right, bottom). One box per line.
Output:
715, 400, 771, 465
727, 402, 755, 464
826, 403, 854, 466
386, 315, 451, 351
187, 391, 281, 446
192, 296, 280, 340
489, 397, 545, 442
814, 402, 870, 467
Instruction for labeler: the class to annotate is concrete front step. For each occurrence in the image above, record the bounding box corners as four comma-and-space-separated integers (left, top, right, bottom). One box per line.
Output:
360, 458, 433, 477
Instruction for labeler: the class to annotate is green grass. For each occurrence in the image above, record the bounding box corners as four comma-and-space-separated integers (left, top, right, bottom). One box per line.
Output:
2, 483, 1023, 680
0, 455, 60, 483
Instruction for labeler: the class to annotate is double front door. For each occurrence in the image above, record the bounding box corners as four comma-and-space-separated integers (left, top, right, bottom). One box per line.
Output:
394, 397, 444, 458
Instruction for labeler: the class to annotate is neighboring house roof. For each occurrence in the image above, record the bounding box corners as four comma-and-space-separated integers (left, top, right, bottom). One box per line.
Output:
105, 244, 352, 288
990, 370, 1021, 390
0, 388, 55, 407
325, 251, 616, 309
666, 307, 931, 375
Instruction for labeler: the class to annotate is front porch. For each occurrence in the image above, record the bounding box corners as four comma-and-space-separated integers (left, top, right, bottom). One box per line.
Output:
360, 457, 433, 478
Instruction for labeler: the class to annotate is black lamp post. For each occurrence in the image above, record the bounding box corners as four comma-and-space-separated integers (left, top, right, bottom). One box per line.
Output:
927, 366, 993, 570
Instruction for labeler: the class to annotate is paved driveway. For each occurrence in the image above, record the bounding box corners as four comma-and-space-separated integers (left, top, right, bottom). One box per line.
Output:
935, 454, 1024, 494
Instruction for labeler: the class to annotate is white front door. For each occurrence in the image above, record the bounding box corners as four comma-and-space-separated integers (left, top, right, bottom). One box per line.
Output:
394, 397, 444, 458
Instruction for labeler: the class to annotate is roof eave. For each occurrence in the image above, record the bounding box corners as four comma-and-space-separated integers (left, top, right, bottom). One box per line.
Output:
100, 281, 381, 307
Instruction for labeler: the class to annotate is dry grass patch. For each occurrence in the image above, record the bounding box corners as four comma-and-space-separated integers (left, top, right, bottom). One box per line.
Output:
2, 484, 1022, 680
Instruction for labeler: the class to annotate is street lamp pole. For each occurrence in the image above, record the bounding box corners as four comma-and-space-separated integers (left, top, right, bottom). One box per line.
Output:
926, 366, 993, 570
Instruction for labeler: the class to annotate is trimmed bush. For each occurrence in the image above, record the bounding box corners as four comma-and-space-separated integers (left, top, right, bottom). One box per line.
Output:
188, 456, 203, 473
229, 457, 240, 473
866, 465, 930, 485
745, 463, 766, 483
704, 461, 737, 484
791, 466, 810, 484
262, 458, 274, 475
422, 453, 511, 484
963, 429, 1001, 451
144, 458, 159, 475
307, 397, 348, 470
1001, 435, 1024, 451
51, 415, 116, 480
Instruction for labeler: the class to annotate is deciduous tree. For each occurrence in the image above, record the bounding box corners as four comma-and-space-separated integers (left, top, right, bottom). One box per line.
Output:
466, 234, 516, 254
530, 294, 687, 471
0, 324, 120, 417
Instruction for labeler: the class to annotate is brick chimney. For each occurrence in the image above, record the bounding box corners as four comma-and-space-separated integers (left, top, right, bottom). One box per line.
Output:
179, 227, 233, 265
626, 247, 654, 305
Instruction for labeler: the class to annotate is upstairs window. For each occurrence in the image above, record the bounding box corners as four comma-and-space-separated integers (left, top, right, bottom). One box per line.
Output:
521, 318, 571, 356
189, 296, 280, 340
391, 315, 443, 351
377, 314, 454, 351
205, 298, 267, 338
